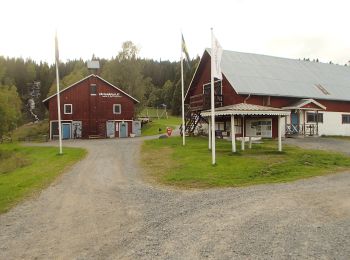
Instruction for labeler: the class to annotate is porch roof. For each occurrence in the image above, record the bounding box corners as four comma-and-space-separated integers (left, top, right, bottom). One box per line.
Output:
201, 103, 291, 117
282, 98, 326, 110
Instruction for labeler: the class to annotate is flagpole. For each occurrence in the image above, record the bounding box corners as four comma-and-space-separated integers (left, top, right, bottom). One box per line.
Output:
181, 34, 186, 146
210, 28, 216, 165
55, 32, 63, 155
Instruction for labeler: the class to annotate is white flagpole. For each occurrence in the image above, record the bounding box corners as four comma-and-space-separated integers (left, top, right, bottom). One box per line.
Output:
181, 34, 186, 146
55, 32, 63, 154
210, 28, 216, 165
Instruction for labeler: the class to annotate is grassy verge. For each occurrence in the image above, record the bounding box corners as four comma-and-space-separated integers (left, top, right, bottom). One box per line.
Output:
142, 137, 350, 188
11, 120, 49, 142
141, 116, 181, 136
0, 143, 86, 213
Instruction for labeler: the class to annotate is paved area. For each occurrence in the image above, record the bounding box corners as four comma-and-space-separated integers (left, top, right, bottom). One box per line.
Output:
0, 137, 350, 259
285, 136, 350, 155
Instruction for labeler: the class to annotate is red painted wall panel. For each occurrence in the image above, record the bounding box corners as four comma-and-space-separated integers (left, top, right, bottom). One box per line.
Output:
47, 75, 137, 138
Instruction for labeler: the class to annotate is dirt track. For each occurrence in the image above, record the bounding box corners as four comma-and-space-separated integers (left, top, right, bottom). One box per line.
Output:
0, 137, 350, 259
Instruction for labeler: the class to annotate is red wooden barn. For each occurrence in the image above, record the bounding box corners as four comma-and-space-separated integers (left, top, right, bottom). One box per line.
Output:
43, 74, 140, 139
185, 49, 350, 140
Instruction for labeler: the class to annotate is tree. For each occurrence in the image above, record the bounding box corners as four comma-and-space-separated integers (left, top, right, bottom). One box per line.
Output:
102, 41, 154, 111
0, 85, 22, 138
117, 41, 139, 61
47, 60, 89, 96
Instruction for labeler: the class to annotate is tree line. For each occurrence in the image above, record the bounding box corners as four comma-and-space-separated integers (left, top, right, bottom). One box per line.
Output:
0, 41, 199, 137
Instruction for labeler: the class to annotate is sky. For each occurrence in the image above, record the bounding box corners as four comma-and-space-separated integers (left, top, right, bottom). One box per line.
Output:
1, 0, 350, 65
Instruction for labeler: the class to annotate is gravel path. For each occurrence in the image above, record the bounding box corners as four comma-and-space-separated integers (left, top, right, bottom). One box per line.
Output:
0, 137, 350, 259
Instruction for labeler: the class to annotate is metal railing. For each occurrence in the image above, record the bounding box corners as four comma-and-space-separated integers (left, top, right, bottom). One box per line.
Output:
285, 124, 318, 136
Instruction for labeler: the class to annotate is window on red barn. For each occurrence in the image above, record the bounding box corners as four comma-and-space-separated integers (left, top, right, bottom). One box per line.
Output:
113, 104, 121, 114
90, 84, 97, 95
64, 104, 72, 114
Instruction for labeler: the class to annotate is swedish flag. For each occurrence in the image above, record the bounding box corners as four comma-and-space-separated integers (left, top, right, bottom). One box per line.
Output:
182, 34, 191, 68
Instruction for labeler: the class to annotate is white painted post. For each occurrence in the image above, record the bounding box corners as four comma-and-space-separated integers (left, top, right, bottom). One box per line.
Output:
241, 116, 245, 151
231, 115, 236, 153
249, 136, 252, 149
208, 117, 212, 150
278, 115, 282, 152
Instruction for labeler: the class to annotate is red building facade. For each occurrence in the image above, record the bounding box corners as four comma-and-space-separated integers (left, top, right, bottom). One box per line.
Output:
43, 74, 140, 139
185, 50, 350, 138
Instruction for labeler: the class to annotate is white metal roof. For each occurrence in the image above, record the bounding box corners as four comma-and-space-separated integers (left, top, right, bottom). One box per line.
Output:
206, 49, 350, 102
201, 103, 290, 117
42, 74, 140, 103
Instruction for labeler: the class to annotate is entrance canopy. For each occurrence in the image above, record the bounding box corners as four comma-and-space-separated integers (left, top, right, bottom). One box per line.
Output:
201, 103, 290, 117
282, 98, 326, 111
201, 103, 290, 152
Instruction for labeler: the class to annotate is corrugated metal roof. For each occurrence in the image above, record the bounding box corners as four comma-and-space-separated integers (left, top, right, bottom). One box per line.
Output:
201, 103, 290, 116
206, 49, 350, 101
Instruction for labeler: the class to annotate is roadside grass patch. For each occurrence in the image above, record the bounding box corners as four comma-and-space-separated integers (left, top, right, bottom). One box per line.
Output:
141, 116, 181, 136
141, 137, 350, 188
0, 143, 86, 213
11, 120, 49, 142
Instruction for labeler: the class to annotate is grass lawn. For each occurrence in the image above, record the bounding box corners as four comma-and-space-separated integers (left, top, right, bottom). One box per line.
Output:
141, 116, 181, 136
142, 137, 350, 188
0, 143, 86, 213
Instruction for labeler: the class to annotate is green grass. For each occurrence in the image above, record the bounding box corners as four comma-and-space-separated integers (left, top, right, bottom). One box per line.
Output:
141, 116, 181, 136
142, 137, 350, 188
0, 143, 86, 213
11, 120, 49, 141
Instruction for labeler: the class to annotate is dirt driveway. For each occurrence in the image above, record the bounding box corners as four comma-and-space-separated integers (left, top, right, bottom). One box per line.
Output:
0, 137, 350, 259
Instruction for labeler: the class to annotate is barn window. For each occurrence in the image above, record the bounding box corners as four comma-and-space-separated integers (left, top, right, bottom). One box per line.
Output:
113, 104, 121, 114
64, 104, 73, 114
307, 112, 323, 123
90, 84, 97, 95
342, 114, 350, 124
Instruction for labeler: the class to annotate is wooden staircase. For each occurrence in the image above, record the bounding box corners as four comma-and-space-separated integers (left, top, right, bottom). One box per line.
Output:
180, 109, 208, 136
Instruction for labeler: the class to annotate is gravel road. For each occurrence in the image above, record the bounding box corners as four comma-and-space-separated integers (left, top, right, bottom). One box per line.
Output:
0, 137, 350, 259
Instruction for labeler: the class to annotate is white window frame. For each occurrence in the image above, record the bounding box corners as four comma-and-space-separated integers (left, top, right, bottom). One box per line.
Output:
64, 104, 73, 114
90, 84, 97, 96
113, 104, 121, 114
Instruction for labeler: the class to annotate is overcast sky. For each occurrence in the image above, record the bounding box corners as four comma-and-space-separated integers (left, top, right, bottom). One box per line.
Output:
1, 0, 350, 65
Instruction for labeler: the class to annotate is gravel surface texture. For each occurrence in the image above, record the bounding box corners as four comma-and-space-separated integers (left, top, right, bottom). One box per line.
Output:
0, 137, 349, 259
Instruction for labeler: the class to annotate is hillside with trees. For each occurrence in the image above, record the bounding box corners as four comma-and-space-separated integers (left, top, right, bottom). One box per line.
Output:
0, 41, 199, 138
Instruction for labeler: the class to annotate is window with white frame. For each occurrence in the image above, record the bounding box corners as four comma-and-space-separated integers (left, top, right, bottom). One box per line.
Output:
342, 114, 350, 124
307, 112, 323, 123
113, 104, 121, 114
64, 104, 72, 114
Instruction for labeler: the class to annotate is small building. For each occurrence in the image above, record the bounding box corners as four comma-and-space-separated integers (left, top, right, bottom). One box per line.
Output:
185, 49, 350, 138
43, 74, 140, 139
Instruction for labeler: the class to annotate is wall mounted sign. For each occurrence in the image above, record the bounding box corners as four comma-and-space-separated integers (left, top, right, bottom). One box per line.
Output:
99, 92, 121, 98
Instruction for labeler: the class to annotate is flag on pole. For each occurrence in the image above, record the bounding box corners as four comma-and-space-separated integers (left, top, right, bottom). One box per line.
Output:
181, 33, 190, 146
211, 33, 223, 80
181, 34, 191, 68
55, 31, 63, 154
55, 33, 59, 64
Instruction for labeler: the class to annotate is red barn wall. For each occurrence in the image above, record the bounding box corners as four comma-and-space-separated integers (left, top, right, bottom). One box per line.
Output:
47, 75, 136, 138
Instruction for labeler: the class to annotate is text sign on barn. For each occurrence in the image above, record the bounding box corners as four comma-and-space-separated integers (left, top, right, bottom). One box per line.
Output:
99, 92, 121, 98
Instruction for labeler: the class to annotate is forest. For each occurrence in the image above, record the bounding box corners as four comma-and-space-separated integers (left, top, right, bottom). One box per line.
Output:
0, 41, 199, 137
